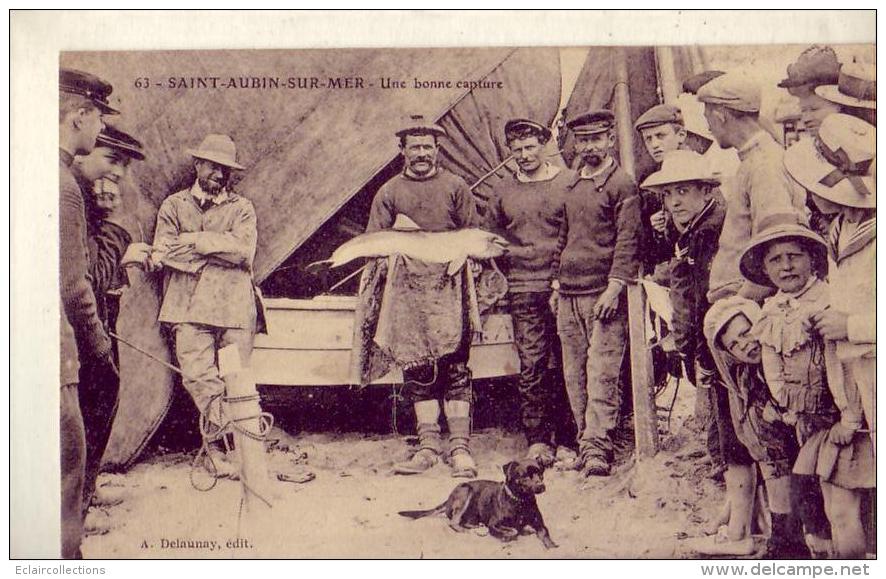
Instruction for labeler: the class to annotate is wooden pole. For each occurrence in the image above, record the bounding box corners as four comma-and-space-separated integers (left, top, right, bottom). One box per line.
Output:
654, 46, 680, 105
614, 47, 660, 458
613, 48, 636, 179
218, 344, 273, 516
627, 284, 660, 458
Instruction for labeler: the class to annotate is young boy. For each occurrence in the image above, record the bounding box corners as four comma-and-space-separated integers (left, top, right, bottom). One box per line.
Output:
641, 150, 725, 477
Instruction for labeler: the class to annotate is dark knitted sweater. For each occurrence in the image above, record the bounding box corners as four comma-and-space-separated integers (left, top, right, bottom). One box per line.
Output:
484, 168, 572, 293
366, 168, 479, 232
556, 161, 641, 295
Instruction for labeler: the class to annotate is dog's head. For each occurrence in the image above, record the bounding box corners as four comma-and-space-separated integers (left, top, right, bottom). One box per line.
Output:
503, 459, 547, 496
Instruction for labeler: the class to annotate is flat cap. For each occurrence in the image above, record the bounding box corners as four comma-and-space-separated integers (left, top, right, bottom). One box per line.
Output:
634, 104, 684, 132
778, 45, 841, 89
395, 113, 447, 139
504, 118, 552, 141
96, 123, 145, 161
697, 72, 761, 113
566, 109, 615, 135
682, 70, 725, 95
59, 68, 119, 115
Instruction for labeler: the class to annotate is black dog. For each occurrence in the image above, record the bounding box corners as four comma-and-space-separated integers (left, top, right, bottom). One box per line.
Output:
398, 459, 557, 549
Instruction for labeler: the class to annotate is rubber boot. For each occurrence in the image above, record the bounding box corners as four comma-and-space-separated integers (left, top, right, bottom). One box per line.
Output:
393, 422, 441, 475
765, 512, 812, 559
447, 416, 477, 478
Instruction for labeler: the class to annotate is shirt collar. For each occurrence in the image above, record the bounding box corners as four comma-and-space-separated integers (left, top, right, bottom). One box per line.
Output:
569, 157, 617, 189
403, 166, 439, 181
516, 162, 561, 183
736, 130, 768, 161
774, 275, 819, 304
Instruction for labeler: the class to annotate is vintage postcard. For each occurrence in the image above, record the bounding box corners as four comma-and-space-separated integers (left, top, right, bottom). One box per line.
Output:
10, 10, 878, 563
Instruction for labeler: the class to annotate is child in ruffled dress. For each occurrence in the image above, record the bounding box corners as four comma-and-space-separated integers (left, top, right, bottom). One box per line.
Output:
739, 215, 837, 557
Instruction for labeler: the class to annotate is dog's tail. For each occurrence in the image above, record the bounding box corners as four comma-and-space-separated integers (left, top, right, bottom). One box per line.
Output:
398, 502, 447, 519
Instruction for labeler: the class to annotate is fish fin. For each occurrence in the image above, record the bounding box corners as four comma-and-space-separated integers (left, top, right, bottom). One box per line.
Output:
447, 256, 467, 276
305, 260, 333, 274
392, 214, 421, 231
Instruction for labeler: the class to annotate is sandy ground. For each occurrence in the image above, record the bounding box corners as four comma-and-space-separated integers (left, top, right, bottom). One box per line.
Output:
82, 380, 728, 559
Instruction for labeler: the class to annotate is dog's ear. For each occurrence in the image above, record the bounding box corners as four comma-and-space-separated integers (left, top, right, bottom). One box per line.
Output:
502, 461, 518, 480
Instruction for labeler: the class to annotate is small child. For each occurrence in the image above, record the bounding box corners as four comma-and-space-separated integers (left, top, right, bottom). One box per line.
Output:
704, 296, 808, 559
782, 113, 875, 559
739, 214, 837, 557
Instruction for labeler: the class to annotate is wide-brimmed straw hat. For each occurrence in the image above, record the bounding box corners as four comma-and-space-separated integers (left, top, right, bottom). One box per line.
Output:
783, 113, 875, 209
186, 134, 245, 170
815, 63, 876, 110
739, 213, 828, 287
640, 149, 720, 190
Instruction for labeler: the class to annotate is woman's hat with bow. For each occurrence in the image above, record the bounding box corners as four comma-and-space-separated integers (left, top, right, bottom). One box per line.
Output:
784, 113, 875, 209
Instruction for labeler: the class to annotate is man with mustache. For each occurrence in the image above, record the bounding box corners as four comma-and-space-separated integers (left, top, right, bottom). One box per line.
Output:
553, 110, 641, 477
367, 114, 481, 478
151, 134, 260, 478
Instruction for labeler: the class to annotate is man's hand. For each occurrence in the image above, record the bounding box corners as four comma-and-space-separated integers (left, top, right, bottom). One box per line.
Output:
147, 250, 165, 272
120, 242, 153, 268
548, 290, 559, 316
93, 177, 122, 215
650, 210, 668, 234
810, 308, 850, 341
592, 281, 623, 321
828, 423, 857, 446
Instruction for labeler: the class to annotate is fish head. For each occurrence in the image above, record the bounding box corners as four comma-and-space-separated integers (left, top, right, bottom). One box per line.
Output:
466, 229, 509, 260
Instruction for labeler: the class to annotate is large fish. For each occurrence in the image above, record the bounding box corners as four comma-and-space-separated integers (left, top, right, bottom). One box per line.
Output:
312, 222, 509, 276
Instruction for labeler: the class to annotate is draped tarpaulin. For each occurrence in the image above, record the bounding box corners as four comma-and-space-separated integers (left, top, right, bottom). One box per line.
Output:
60, 47, 561, 468
61, 48, 560, 282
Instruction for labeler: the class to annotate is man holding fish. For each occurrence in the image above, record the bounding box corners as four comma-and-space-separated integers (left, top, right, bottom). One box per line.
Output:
484, 118, 577, 468
366, 114, 482, 478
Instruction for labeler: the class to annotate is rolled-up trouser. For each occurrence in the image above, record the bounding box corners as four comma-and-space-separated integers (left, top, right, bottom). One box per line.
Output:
61, 383, 85, 559
510, 291, 573, 446
78, 357, 120, 513
556, 292, 627, 461
404, 341, 472, 404
172, 322, 255, 430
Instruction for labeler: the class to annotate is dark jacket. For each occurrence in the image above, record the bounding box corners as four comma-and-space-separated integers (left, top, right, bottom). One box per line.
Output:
669, 198, 725, 374
556, 160, 641, 295
60, 149, 111, 386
